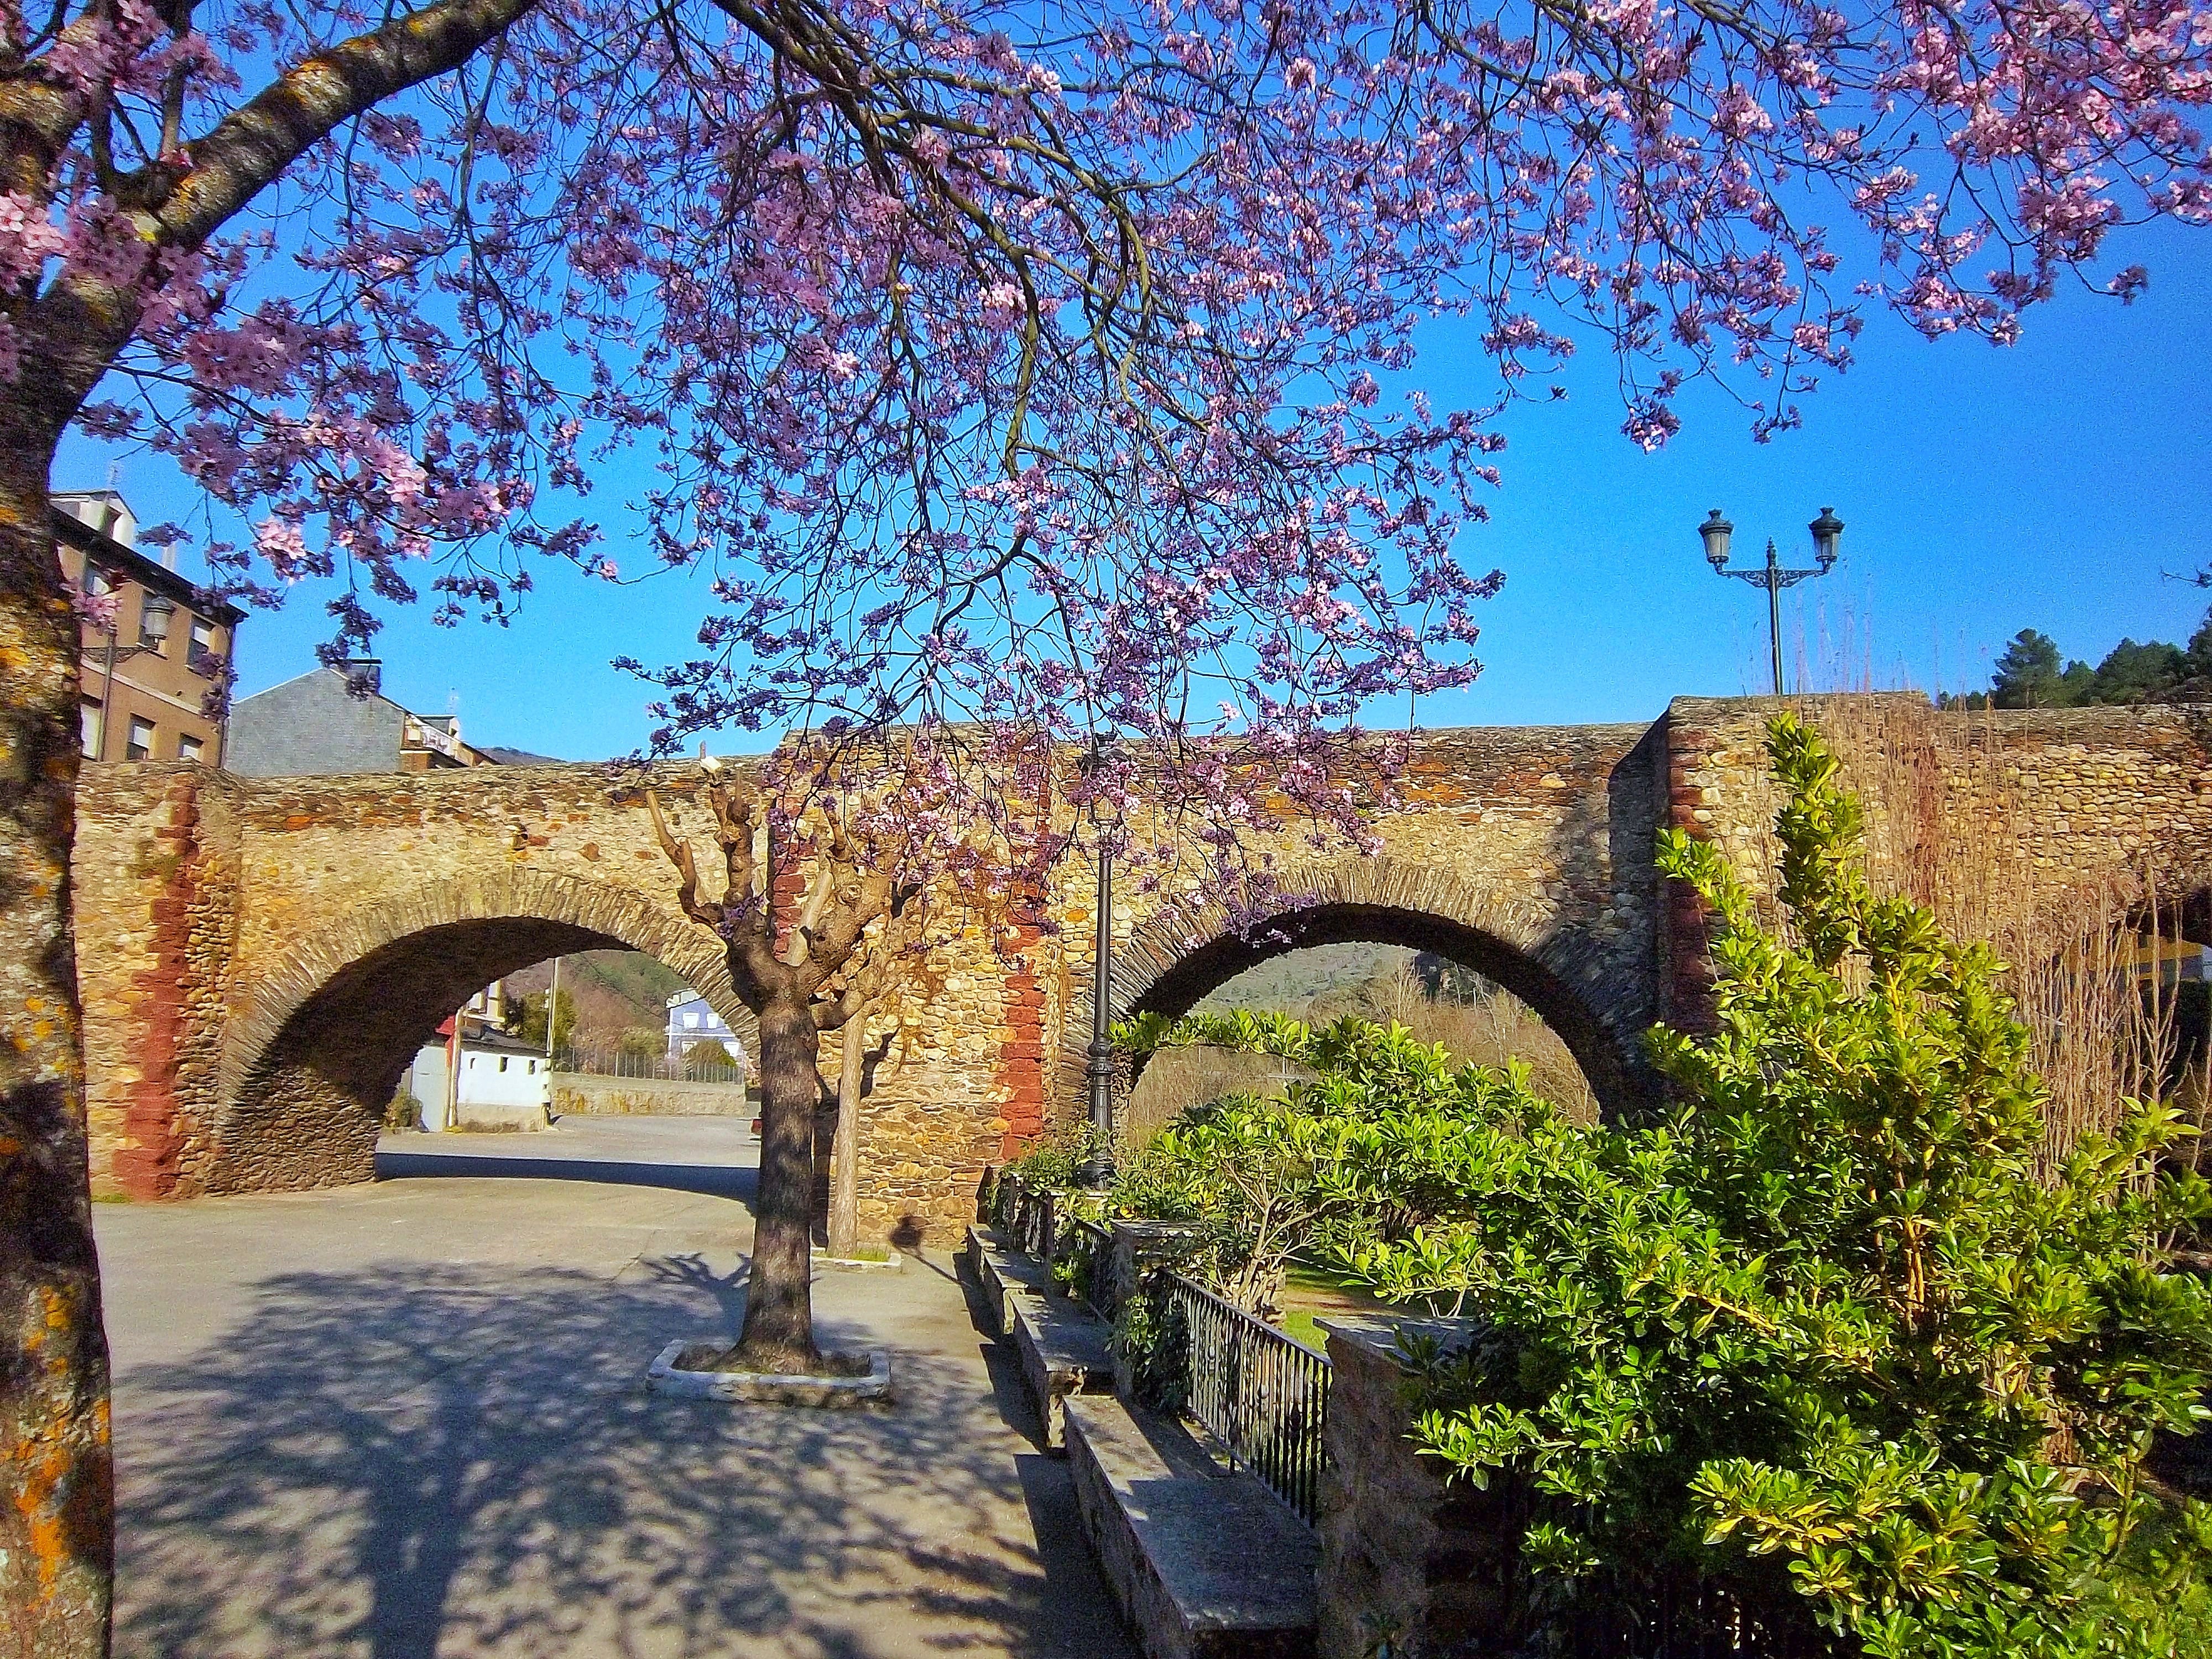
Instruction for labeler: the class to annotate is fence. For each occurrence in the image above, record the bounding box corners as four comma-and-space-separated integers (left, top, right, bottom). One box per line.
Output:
1166, 1273, 1331, 1526
1061, 1217, 1114, 1315
554, 1042, 747, 1087
992, 1170, 1058, 1258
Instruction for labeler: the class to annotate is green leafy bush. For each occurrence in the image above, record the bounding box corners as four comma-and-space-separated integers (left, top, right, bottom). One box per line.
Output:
1108, 1016, 1538, 1312
1331, 712, 2212, 1658
682, 1037, 738, 1070
994, 1122, 1098, 1193
1110, 1287, 1191, 1412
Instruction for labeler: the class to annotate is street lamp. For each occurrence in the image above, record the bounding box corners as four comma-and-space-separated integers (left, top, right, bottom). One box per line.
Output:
1079, 735, 1120, 1188
1700, 506, 1844, 696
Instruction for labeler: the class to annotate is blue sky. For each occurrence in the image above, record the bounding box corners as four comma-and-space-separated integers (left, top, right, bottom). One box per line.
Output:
60, 222, 2212, 760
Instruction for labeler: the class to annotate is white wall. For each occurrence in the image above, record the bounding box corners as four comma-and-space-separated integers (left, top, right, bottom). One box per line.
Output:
408, 1046, 449, 1130
457, 1048, 552, 1110
406, 1042, 551, 1126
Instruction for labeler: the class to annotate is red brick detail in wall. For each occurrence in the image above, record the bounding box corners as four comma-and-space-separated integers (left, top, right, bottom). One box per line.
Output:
994, 897, 1048, 1162
113, 774, 201, 1199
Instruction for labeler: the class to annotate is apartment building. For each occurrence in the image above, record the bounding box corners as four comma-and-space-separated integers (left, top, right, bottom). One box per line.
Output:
226, 659, 502, 775
57, 489, 244, 765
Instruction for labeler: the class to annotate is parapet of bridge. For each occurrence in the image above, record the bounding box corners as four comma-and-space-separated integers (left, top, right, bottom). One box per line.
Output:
72, 696, 2212, 1246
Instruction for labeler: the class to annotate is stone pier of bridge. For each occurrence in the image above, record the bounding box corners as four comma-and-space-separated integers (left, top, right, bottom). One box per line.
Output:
70, 696, 2212, 1247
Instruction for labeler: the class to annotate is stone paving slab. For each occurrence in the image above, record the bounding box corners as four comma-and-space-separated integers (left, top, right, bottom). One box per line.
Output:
95, 1120, 1140, 1659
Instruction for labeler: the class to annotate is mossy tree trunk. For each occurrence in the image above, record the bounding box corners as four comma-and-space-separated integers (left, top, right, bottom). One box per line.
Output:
649, 779, 921, 1374
0, 414, 114, 1659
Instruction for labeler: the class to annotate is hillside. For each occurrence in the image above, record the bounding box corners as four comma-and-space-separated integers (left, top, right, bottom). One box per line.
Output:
502, 950, 690, 1045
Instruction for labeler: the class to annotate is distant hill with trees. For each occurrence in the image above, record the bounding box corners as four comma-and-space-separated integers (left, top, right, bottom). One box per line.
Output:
1949, 607, 2212, 709
502, 951, 690, 1049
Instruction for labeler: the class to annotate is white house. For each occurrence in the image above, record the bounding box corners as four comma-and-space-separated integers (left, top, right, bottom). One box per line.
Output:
407, 1021, 553, 1130
665, 988, 743, 1066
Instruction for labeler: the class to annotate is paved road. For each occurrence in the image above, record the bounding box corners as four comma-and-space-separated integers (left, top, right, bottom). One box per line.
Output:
96, 1117, 1137, 1658
374, 1114, 763, 1198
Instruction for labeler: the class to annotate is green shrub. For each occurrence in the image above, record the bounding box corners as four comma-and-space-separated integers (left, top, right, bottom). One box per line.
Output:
1110, 1286, 1191, 1412
384, 1087, 422, 1133
1332, 712, 2212, 1658
1109, 1015, 1553, 1313
996, 1123, 1096, 1192
682, 1037, 737, 1071
505, 985, 576, 1052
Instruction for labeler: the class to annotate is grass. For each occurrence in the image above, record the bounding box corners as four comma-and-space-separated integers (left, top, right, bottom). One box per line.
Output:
1272, 1262, 1390, 1350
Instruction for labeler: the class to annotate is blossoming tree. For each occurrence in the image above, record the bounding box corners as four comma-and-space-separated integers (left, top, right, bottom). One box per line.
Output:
4, 0, 2209, 1644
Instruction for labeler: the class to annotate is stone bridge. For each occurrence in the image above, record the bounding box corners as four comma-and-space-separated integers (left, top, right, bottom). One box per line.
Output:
72, 696, 2212, 1244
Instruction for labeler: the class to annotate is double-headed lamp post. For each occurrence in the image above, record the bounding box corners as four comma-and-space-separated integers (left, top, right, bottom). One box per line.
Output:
1699, 506, 1845, 696
1080, 738, 1120, 1188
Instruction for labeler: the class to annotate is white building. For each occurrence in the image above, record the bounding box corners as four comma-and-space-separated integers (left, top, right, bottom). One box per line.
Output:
407, 1021, 553, 1130
665, 989, 743, 1066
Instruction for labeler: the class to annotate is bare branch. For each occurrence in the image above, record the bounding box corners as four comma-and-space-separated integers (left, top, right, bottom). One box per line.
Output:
646, 788, 725, 928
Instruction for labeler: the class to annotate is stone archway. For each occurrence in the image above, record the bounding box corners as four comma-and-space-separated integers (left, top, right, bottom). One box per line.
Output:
1063, 857, 1656, 1121
212, 868, 755, 1193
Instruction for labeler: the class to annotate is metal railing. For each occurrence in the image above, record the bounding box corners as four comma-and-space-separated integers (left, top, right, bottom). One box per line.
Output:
552, 1042, 747, 1087
1061, 1216, 1114, 1315
1166, 1274, 1331, 1526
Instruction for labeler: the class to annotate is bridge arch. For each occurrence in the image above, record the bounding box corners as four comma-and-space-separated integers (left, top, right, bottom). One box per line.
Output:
212, 867, 754, 1192
1068, 857, 1655, 1123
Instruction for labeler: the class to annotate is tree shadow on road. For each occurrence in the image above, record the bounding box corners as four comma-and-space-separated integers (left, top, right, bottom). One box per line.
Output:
112, 1257, 1136, 1659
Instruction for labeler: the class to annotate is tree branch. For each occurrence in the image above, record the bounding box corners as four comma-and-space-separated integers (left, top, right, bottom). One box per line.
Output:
646, 788, 726, 928
146, 0, 540, 245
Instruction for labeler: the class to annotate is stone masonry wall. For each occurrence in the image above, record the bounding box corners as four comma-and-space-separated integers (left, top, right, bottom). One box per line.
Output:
1657, 697, 2212, 1027
70, 700, 2212, 1232
1318, 1317, 1520, 1659
74, 765, 243, 1199
1050, 721, 1667, 1125
550, 1072, 755, 1117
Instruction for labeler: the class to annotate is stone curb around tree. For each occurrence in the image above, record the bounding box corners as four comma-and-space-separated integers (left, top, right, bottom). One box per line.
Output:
646, 1340, 894, 1406
812, 1248, 906, 1272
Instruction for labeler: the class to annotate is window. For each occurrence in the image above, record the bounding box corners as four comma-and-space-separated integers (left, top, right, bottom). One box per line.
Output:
80, 701, 101, 759
684, 1011, 700, 1028
175, 733, 203, 764
124, 716, 154, 761
138, 594, 173, 653
187, 617, 221, 676
84, 567, 112, 597
497, 1056, 509, 1072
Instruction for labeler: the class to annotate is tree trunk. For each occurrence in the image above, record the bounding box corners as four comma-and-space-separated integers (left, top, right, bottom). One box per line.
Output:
826, 1009, 864, 1260
733, 994, 823, 1371
0, 429, 114, 1655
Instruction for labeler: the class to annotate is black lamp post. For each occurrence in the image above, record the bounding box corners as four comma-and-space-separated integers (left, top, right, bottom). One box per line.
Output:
1079, 737, 1119, 1188
1700, 506, 1844, 695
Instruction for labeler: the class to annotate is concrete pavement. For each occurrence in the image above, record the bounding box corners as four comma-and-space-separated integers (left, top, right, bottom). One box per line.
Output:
95, 1117, 1138, 1658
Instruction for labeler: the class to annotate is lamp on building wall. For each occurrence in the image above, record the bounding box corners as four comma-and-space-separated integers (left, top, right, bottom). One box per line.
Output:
138, 592, 173, 650
1079, 734, 1122, 1188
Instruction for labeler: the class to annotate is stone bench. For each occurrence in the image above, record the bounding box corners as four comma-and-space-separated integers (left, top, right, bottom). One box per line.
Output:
1062, 1395, 1319, 1659
962, 1224, 1054, 1338
1009, 1288, 1117, 1449
962, 1224, 1117, 1448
